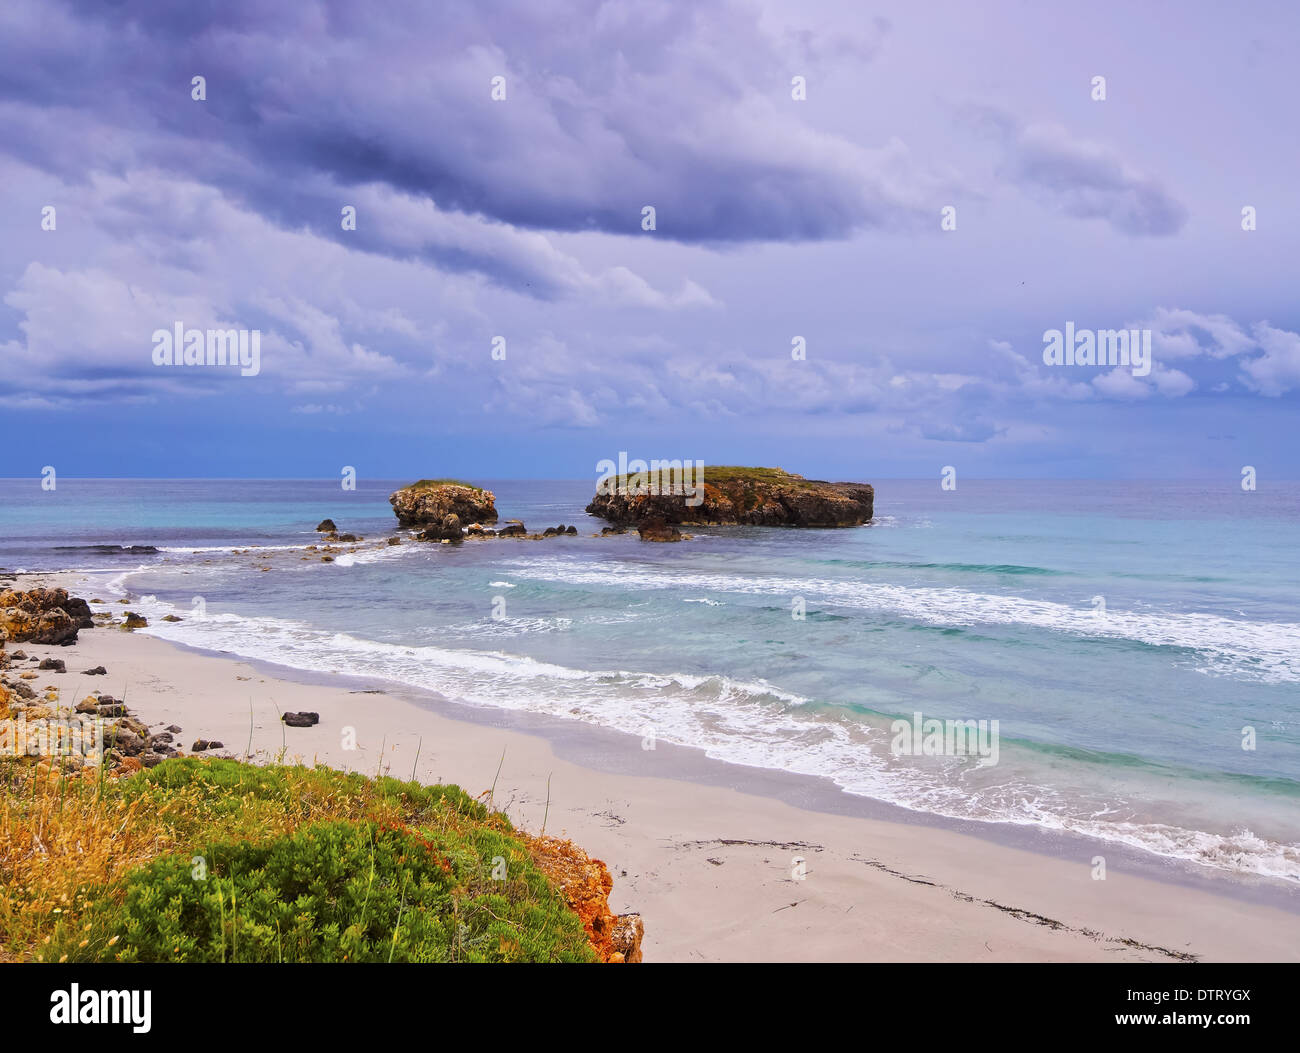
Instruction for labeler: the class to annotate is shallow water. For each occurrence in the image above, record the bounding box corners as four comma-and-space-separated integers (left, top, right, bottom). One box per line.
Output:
3, 477, 1297, 882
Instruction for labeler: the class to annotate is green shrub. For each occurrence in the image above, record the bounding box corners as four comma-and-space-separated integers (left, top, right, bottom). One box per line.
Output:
48, 760, 596, 963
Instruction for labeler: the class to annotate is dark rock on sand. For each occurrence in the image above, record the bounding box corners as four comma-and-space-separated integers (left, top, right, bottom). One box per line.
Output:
38, 658, 66, 673
82, 665, 108, 675
282, 711, 320, 728
192, 739, 223, 752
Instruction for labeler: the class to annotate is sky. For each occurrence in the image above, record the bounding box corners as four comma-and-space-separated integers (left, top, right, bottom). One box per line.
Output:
1, 0, 1298, 481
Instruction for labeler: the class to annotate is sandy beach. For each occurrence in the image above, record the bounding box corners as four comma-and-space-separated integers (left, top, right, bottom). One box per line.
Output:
6, 569, 1298, 963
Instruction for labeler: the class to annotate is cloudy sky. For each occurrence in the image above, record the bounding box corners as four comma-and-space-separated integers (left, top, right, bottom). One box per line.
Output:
2, 0, 1298, 480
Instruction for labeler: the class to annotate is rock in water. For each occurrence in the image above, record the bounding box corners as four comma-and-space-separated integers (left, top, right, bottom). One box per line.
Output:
637, 518, 683, 542
587, 465, 873, 528
389, 480, 498, 529
315, 519, 337, 532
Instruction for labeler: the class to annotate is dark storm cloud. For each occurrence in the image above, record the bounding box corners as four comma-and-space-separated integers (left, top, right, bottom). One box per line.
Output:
1, 0, 925, 269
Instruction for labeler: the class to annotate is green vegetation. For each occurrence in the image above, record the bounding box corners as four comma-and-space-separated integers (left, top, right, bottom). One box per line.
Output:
405, 478, 484, 492
609, 465, 826, 492
5, 757, 595, 963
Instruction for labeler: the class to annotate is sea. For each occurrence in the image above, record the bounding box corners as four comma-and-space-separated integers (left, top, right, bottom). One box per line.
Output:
2, 477, 1297, 884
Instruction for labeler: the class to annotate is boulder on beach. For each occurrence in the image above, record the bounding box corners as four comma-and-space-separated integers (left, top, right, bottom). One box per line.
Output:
282, 711, 320, 727
587, 465, 873, 529
0, 587, 94, 646
390, 480, 498, 529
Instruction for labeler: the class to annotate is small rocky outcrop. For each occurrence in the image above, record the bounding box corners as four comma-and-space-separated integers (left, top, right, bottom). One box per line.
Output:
637, 518, 683, 543
0, 588, 95, 646
587, 466, 873, 528
315, 519, 337, 532
2, 684, 183, 771
390, 480, 498, 529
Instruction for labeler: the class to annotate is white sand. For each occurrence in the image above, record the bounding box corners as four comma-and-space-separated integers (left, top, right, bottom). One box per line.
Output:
10, 574, 1300, 962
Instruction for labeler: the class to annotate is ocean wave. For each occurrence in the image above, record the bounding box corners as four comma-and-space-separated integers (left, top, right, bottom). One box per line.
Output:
156, 544, 307, 554
501, 558, 1300, 684
332, 544, 420, 567
819, 558, 1062, 576
53, 544, 161, 554
121, 592, 1300, 883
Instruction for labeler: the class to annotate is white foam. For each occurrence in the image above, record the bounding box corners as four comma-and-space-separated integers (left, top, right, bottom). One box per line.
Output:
123, 592, 1300, 883
502, 558, 1300, 684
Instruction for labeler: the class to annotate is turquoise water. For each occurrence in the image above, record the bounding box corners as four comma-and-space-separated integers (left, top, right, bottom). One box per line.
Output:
3, 477, 1298, 881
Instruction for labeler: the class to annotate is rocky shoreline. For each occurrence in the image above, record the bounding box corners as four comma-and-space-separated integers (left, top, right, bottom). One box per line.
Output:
1, 586, 222, 770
